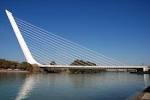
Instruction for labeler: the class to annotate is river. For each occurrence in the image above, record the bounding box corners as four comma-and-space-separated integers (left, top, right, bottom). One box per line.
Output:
0, 72, 150, 100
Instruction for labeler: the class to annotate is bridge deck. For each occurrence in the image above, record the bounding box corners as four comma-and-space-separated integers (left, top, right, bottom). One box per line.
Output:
39, 65, 148, 69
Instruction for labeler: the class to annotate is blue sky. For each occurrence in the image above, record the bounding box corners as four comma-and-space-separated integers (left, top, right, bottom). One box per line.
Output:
0, 0, 150, 65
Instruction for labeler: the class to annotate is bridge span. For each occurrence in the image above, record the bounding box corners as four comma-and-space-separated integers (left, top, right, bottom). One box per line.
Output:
40, 65, 147, 68
39, 65, 149, 72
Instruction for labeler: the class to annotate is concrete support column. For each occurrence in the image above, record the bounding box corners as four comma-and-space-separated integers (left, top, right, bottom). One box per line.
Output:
143, 68, 149, 72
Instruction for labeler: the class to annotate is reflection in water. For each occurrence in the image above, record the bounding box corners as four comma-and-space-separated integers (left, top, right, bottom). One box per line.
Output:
15, 74, 36, 100
13, 73, 150, 100
144, 74, 150, 88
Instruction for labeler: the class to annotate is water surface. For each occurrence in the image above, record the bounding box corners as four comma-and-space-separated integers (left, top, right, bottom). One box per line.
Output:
0, 72, 150, 100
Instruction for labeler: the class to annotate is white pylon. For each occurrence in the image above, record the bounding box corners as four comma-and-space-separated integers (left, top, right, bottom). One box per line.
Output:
5, 10, 42, 66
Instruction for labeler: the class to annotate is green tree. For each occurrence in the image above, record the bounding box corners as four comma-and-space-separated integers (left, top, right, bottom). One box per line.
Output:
20, 62, 32, 71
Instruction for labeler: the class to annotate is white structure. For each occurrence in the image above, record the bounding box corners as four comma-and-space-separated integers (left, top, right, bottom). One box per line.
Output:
5, 10, 41, 66
5, 9, 149, 71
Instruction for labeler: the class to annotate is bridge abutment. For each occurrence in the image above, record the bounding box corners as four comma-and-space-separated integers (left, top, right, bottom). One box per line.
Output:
143, 68, 149, 72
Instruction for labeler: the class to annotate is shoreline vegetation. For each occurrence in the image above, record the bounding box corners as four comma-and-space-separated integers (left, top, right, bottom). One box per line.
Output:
0, 59, 32, 72
0, 59, 148, 74
0, 59, 106, 73
0, 59, 43, 73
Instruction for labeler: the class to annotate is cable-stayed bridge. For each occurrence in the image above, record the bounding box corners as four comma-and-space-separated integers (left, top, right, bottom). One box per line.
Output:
5, 10, 149, 71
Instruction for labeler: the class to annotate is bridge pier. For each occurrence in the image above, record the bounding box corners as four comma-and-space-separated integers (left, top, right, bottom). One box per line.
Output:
143, 68, 149, 72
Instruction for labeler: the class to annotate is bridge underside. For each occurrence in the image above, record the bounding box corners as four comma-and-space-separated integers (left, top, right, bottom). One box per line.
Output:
38, 65, 149, 72
39, 65, 148, 69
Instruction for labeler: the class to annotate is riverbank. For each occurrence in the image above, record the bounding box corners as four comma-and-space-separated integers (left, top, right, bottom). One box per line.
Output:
141, 86, 150, 100
131, 86, 150, 100
0, 69, 28, 73
0, 67, 146, 74
43, 67, 106, 73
